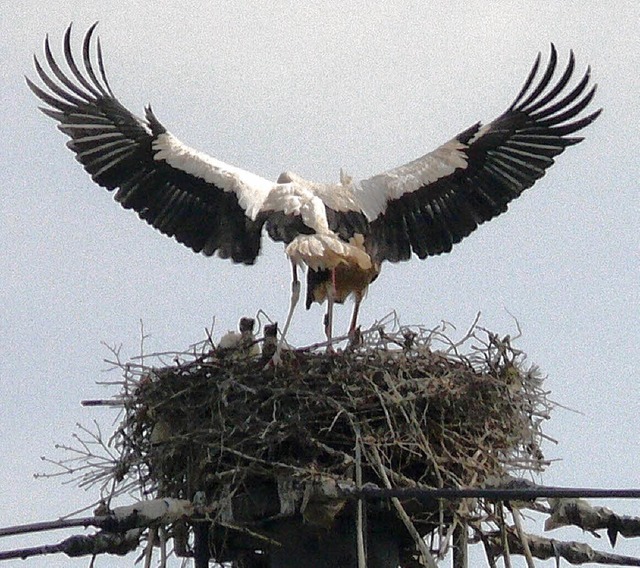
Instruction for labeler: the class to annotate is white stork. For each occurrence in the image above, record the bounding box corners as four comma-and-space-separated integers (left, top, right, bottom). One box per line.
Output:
28, 24, 600, 359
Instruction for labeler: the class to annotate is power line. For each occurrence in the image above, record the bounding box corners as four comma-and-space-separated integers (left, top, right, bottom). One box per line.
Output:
348, 485, 640, 502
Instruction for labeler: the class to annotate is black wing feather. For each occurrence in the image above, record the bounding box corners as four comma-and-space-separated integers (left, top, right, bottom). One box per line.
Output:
366, 45, 601, 263
27, 24, 265, 264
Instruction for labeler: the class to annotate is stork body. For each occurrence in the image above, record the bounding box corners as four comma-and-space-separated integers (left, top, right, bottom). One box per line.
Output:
28, 24, 601, 355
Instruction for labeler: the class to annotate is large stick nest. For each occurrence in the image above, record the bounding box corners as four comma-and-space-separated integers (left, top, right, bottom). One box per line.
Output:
101, 319, 551, 555
136, 331, 545, 483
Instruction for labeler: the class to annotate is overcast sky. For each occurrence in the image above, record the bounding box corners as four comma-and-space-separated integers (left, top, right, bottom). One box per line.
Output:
2, 2, 639, 566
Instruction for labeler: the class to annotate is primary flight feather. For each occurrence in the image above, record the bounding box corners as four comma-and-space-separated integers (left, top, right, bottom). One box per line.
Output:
28, 23, 601, 356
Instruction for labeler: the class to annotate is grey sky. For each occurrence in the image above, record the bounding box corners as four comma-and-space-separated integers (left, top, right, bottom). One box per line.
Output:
2, 2, 639, 566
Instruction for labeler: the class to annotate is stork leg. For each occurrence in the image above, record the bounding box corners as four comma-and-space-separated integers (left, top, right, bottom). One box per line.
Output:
324, 268, 336, 352
324, 295, 335, 347
348, 293, 363, 346
349, 293, 362, 335
273, 261, 300, 364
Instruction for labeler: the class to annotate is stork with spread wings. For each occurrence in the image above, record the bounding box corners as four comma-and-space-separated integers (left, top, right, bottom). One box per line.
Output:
28, 24, 600, 359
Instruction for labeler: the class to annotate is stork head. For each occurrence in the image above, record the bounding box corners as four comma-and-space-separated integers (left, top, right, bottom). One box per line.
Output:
239, 317, 255, 334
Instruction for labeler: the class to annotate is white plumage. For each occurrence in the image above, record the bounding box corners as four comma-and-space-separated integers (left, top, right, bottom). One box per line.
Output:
28, 24, 601, 357
153, 132, 275, 221
218, 317, 260, 356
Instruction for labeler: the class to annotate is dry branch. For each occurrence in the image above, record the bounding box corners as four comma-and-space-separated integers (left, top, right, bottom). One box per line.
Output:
486, 529, 640, 566
0, 498, 192, 541
545, 498, 640, 546
0, 529, 142, 561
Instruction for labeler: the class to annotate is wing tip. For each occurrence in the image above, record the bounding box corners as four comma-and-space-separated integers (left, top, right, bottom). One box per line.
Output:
145, 105, 166, 135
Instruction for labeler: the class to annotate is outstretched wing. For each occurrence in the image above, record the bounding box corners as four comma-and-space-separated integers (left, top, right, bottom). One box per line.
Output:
27, 23, 276, 264
358, 45, 601, 263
